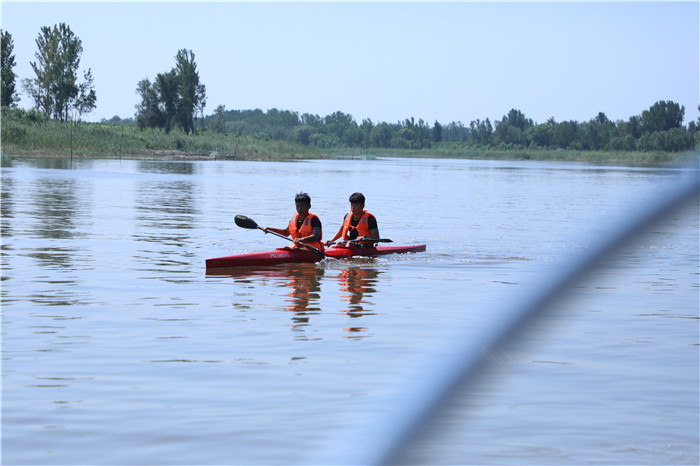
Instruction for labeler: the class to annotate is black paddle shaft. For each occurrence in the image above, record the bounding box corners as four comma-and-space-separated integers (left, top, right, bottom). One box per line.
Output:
234, 214, 325, 258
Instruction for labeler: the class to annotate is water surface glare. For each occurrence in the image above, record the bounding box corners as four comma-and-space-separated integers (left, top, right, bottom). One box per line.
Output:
1, 156, 698, 465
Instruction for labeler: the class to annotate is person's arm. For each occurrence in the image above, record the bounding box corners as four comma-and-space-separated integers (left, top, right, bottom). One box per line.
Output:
327, 225, 343, 243
326, 215, 347, 246
265, 226, 290, 236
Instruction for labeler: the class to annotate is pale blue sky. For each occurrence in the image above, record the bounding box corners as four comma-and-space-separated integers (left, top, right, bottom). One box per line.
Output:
2, 1, 698, 126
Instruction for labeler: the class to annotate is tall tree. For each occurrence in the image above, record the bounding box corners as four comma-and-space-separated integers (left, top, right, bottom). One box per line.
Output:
504, 108, 533, 131
641, 100, 685, 134
469, 118, 492, 145
324, 111, 355, 142
22, 23, 96, 121
135, 78, 164, 130
432, 121, 442, 143
210, 104, 226, 134
174, 49, 206, 134
155, 70, 178, 134
1, 29, 19, 107
74, 69, 96, 120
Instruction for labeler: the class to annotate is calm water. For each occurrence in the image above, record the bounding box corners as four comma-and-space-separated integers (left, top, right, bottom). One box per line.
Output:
1, 155, 698, 465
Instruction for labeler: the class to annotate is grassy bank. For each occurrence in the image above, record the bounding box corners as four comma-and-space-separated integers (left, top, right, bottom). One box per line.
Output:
2, 108, 695, 166
1, 108, 323, 161
361, 146, 695, 166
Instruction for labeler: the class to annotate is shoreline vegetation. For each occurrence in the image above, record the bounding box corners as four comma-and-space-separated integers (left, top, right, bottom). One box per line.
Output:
2, 107, 696, 167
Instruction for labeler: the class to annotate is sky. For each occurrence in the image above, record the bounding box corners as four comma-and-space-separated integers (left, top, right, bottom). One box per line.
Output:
2, 1, 698, 126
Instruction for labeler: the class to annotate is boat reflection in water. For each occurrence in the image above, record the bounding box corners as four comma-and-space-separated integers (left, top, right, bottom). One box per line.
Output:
207, 262, 382, 339
282, 264, 324, 337
339, 265, 381, 339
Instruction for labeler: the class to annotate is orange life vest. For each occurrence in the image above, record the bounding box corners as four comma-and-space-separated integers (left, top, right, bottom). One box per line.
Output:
342, 210, 374, 240
289, 212, 324, 250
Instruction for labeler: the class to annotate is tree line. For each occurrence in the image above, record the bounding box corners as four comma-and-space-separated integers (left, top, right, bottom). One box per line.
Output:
2, 25, 698, 153
201, 102, 698, 153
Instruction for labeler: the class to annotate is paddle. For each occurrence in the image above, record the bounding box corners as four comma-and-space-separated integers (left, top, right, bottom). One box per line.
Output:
358, 237, 393, 243
326, 237, 393, 247
234, 214, 326, 258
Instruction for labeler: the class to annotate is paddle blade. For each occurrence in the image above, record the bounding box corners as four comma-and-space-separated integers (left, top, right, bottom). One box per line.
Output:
235, 215, 259, 229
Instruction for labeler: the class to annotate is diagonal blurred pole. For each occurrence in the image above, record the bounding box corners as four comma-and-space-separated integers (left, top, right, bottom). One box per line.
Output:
310, 160, 699, 465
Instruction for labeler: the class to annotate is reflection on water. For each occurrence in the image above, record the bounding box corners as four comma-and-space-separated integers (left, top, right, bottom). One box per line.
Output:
283, 264, 324, 337
135, 180, 198, 236
224, 263, 326, 340
132, 176, 199, 281
212, 262, 383, 340
339, 265, 381, 339
30, 177, 90, 270
137, 160, 199, 175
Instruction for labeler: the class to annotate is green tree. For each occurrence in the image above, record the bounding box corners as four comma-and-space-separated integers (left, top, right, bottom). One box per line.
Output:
155, 70, 178, 134
504, 108, 533, 131
370, 122, 393, 148
300, 113, 322, 127
469, 119, 492, 145
293, 125, 313, 145
688, 105, 699, 142
618, 115, 642, 140
324, 111, 355, 143
75, 69, 96, 120
359, 118, 374, 148
444, 121, 469, 143
22, 23, 96, 121
492, 109, 533, 147
1, 30, 19, 107
525, 123, 554, 148
135, 78, 164, 130
494, 120, 522, 146
174, 48, 206, 134
136, 49, 206, 135
432, 121, 442, 143
553, 120, 580, 149
638, 127, 694, 152
210, 104, 226, 134
584, 112, 614, 150
641, 100, 684, 134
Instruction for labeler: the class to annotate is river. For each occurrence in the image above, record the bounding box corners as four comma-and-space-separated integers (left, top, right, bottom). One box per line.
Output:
1, 155, 698, 465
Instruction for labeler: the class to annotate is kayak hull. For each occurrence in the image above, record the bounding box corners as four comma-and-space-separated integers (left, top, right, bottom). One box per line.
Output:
327, 243, 426, 258
206, 248, 320, 268
205, 244, 426, 269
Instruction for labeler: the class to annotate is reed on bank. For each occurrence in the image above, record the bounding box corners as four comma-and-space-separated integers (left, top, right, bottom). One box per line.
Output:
1, 108, 321, 161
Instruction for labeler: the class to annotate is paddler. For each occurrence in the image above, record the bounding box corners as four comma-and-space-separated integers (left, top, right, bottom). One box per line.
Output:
264, 192, 324, 250
327, 192, 380, 247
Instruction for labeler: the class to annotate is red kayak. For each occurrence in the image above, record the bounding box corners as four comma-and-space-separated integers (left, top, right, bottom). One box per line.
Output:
205, 244, 426, 269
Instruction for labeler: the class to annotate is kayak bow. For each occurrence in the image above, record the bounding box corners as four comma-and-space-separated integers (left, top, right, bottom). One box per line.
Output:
205, 243, 426, 269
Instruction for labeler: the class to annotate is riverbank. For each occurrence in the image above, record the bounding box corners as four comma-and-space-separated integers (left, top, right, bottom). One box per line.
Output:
2, 108, 696, 166
5, 145, 693, 168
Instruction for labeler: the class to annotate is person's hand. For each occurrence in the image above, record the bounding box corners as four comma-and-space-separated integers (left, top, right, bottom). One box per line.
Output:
263, 227, 269, 234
